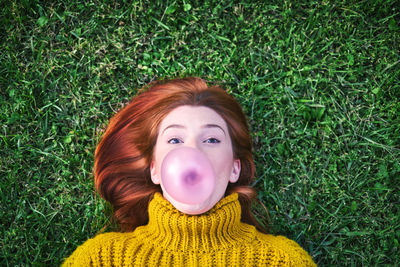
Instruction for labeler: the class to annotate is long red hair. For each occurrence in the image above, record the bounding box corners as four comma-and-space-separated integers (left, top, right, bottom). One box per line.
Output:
94, 77, 266, 232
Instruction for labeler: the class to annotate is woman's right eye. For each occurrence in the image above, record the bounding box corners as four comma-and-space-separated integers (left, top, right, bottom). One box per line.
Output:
167, 138, 182, 144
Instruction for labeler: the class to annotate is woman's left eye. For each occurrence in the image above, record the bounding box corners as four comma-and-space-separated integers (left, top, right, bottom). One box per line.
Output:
203, 138, 220, 144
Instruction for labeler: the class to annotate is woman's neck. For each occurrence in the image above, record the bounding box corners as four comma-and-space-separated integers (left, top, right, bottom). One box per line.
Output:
133, 192, 256, 252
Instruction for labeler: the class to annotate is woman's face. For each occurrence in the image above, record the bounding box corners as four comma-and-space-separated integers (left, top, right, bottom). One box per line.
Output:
150, 105, 241, 215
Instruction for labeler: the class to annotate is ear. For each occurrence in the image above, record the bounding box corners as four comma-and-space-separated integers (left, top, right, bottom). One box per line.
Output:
229, 159, 241, 183
150, 161, 160, 184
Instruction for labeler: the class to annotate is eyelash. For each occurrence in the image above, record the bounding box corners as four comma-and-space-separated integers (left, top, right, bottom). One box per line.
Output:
167, 138, 182, 144
204, 138, 220, 144
167, 138, 221, 144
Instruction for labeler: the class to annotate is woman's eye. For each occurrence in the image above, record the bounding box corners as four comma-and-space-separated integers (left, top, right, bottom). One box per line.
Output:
204, 138, 220, 144
167, 138, 182, 144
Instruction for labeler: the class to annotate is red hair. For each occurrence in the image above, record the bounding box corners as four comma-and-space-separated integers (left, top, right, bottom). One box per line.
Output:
94, 77, 267, 232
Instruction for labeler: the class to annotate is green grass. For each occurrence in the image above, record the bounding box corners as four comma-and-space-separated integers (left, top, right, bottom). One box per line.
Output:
1, 0, 399, 265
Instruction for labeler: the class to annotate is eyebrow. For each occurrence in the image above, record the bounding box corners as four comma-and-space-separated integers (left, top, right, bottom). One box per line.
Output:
161, 124, 226, 135
161, 124, 185, 135
202, 124, 226, 135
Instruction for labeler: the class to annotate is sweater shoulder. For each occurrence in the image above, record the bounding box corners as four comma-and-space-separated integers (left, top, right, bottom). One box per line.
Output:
73, 232, 132, 249
254, 232, 317, 266
61, 232, 133, 266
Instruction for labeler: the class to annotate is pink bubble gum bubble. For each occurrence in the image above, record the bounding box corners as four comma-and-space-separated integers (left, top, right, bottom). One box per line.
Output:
160, 147, 216, 205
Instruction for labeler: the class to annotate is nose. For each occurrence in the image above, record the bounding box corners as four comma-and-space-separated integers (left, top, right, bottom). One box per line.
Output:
183, 138, 201, 151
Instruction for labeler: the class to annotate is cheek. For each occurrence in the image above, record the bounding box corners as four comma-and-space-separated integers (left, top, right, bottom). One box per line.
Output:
208, 150, 234, 177
152, 145, 164, 176
153, 144, 176, 176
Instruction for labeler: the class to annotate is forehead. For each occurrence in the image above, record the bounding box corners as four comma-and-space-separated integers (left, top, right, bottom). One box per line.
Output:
159, 105, 227, 130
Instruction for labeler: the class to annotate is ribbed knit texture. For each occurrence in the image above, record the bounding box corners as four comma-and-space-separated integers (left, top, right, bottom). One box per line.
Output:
62, 193, 316, 266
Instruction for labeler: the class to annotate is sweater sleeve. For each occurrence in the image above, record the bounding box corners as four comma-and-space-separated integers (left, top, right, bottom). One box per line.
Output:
61, 233, 116, 267
61, 232, 127, 266
61, 238, 94, 267
265, 235, 317, 266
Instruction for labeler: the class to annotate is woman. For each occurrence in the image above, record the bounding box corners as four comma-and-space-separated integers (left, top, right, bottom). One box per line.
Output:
62, 77, 316, 266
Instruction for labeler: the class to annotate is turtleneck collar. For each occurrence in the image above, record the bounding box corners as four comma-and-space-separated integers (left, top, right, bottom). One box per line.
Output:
134, 192, 256, 252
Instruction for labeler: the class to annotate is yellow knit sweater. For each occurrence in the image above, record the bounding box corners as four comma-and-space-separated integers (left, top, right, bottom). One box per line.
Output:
62, 193, 316, 266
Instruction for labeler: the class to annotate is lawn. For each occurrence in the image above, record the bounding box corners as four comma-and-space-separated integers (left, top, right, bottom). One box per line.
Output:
1, 0, 399, 266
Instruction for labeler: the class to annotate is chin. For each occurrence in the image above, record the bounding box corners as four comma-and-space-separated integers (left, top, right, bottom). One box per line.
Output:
165, 194, 215, 215
178, 205, 211, 215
